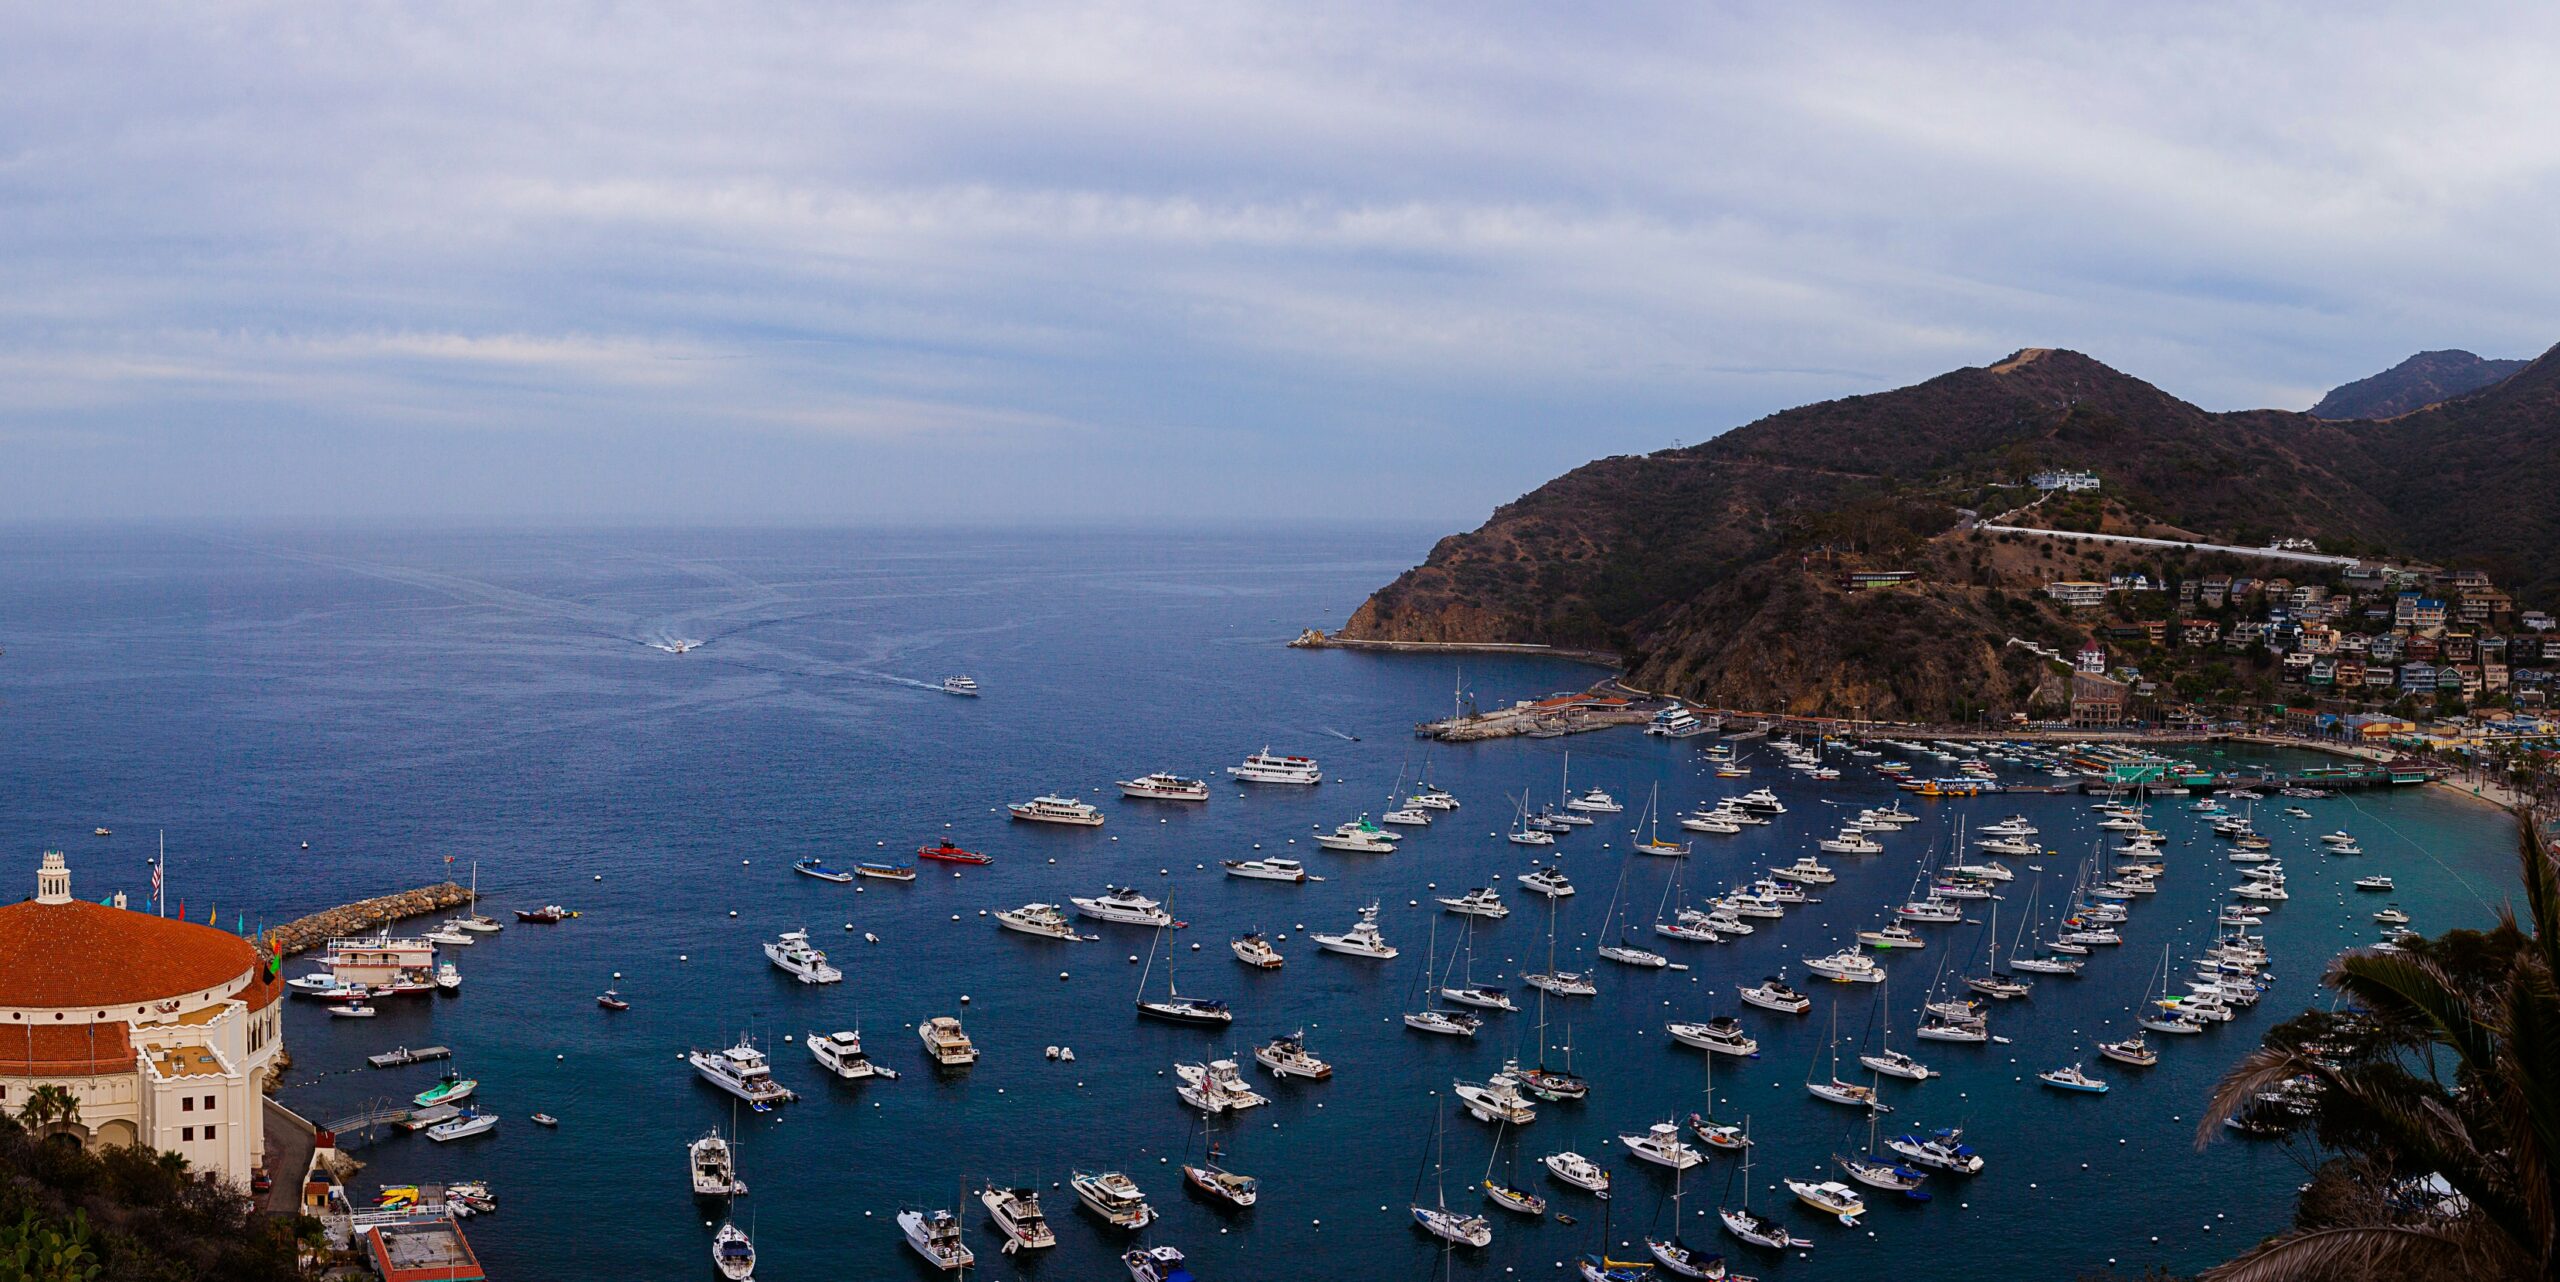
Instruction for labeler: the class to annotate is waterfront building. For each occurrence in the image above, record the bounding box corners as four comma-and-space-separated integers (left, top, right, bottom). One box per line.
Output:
0, 853, 285, 1183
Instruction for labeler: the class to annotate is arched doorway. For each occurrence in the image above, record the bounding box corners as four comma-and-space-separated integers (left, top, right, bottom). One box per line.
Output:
92, 1119, 137, 1149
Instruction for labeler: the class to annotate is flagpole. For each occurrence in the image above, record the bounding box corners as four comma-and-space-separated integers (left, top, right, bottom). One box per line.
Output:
157, 830, 165, 918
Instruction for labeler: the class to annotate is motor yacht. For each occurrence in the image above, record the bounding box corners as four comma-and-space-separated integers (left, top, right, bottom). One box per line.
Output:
2372, 905, 2410, 925
1857, 924, 1926, 950
2355, 875, 2395, 892
427, 1108, 497, 1142
1437, 886, 1509, 918
1117, 772, 1210, 802
1222, 857, 1320, 882
2098, 1035, 2158, 1067
899, 1207, 974, 1272
764, 929, 843, 984
918, 1016, 979, 1067
1071, 1170, 1155, 1229
1455, 1071, 1538, 1125
1382, 807, 1434, 825
690, 1130, 748, 1196
1253, 1030, 1332, 1080
1679, 810, 1742, 834
1315, 817, 1401, 852
1544, 1151, 1612, 1196
1732, 789, 1786, 813
1517, 866, 1576, 897
1174, 1059, 1269, 1112
1785, 1178, 1866, 1224
997, 903, 1090, 941
1667, 1016, 1758, 1056
1230, 931, 1283, 969
1411, 785, 1461, 810
1228, 748, 1322, 785
1565, 787, 1623, 814
940, 675, 980, 697
692, 1038, 798, 1108
1886, 1128, 1983, 1174
1073, 886, 1179, 927
1769, 855, 1836, 885
1740, 978, 1811, 1014
808, 1028, 898, 1080
1977, 816, 2038, 837
1312, 903, 1397, 958
1621, 1121, 1704, 1170
980, 1185, 1057, 1251
1441, 980, 1516, 1011
1803, 951, 1882, 984
1125, 1245, 1191, 1281
1817, 828, 1884, 855
2038, 1062, 2109, 1093
1010, 795, 1106, 826
1975, 835, 2039, 857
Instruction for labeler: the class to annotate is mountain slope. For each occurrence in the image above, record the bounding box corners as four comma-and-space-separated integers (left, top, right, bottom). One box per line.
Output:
2311, 349, 2528, 419
1340, 343, 2560, 718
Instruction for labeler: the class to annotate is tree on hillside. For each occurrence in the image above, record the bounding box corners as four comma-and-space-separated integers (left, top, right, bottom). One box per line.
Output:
2197, 817, 2560, 1280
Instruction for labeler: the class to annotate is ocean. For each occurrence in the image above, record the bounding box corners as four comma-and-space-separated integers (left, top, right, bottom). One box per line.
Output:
0, 524, 2525, 1280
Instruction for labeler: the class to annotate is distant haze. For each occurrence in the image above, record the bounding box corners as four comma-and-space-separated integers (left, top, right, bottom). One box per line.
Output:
6, 4, 2559, 523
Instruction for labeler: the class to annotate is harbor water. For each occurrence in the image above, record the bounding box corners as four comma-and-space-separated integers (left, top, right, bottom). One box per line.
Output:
0, 524, 2525, 1279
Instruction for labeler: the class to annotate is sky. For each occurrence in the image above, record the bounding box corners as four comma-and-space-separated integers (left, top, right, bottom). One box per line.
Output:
5, 3, 2558, 525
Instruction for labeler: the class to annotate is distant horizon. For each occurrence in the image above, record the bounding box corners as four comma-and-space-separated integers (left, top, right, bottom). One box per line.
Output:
8, 5, 2557, 523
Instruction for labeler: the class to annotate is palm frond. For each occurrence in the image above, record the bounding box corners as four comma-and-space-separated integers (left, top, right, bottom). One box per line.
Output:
2199, 1223, 2477, 1282
2198, 1041, 2323, 1147
2330, 951, 2497, 1076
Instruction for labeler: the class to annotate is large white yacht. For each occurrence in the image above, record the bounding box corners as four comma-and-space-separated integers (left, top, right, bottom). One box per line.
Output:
997, 903, 1089, 940
1071, 1170, 1155, 1229
1253, 1030, 1333, 1079
1071, 886, 1178, 927
1174, 1059, 1270, 1113
1118, 772, 1210, 802
1454, 1071, 1538, 1125
691, 1037, 798, 1110
899, 1207, 975, 1272
808, 1028, 899, 1080
1312, 902, 1398, 958
1227, 748, 1322, 785
689, 1130, 749, 1196
979, 1185, 1057, 1251
918, 1015, 979, 1067
1620, 1120, 1704, 1170
1010, 795, 1106, 826
764, 929, 842, 984
1222, 857, 1320, 883
1563, 787, 1624, 814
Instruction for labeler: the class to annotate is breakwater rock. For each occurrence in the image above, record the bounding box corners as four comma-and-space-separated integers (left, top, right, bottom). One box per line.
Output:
267, 882, 475, 956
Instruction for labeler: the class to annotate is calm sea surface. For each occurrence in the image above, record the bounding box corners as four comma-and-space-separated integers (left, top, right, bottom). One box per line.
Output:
0, 525, 2525, 1280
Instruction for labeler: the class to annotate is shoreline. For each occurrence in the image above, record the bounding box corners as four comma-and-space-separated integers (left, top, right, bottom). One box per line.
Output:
1288, 629, 1622, 668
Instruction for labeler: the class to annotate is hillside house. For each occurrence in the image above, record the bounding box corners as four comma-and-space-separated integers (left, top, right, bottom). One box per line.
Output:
2076, 639, 2108, 674
2032, 469, 2101, 492
2200, 576, 2231, 608
2046, 580, 2109, 608
2399, 662, 2439, 693
2181, 618, 2220, 646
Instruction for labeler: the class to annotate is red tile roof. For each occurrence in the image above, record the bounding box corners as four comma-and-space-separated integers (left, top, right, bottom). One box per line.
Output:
0, 1021, 135, 1076
0, 899, 259, 1011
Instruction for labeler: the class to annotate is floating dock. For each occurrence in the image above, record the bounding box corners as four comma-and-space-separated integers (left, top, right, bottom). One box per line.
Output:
368, 1045, 452, 1069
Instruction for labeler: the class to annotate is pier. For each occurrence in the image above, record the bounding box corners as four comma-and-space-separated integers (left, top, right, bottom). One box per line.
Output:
267, 882, 476, 957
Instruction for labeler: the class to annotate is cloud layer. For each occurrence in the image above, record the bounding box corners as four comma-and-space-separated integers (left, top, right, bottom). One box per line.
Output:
5, 2, 2556, 522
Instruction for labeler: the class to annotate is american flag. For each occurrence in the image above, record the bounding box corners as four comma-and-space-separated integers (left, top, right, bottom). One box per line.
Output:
150, 857, 162, 907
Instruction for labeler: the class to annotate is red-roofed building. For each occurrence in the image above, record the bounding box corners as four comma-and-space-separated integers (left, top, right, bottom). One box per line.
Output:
0, 853, 285, 1183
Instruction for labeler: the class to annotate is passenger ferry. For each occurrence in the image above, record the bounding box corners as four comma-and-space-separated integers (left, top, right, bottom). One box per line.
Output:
1009, 795, 1105, 826
1117, 772, 1211, 802
1227, 748, 1322, 785
940, 676, 980, 697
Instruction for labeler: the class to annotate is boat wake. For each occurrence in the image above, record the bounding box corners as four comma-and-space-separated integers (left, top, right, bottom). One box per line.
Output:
1320, 726, 1361, 742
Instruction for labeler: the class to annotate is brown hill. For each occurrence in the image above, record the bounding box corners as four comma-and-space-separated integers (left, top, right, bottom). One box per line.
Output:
2311, 349, 2529, 420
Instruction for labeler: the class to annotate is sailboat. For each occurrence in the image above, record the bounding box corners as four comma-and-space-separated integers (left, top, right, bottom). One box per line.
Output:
1804, 1002, 1890, 1112
1646, 1149, 1724, 1278
1136, 901, 1232, 1026
2136, 943, 2205, 1036
1404, 917, 1485, 1037
1595, 859, 1671, 969
1438, 914, 1516, 1011
458, 860, 503, 932
1579, 1179, 1659, 1281
1718, 1117, 1805, 1250
1836, 1109, 1929, 1196
1481, 1119, 1548, 1216
1961, 900, 2032, 1000
1854, 976, 1936, 1081
1182, 1105, 1260, 1208
1523, 892, 1598, 999
1651, 841, 1720, 943
1508, 790, 1558, 846
1685, 1042, 1751, 1150
2005, 874, 2083, 976
1411, 1095, 1495, 1247
1632, 784, 1691, 857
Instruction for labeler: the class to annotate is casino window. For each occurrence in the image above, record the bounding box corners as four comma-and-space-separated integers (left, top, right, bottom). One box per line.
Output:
182, 1127, 194, 1141
203, 1094, 215, 1109
204, 1125, 216, 1140
182, 1097, 194, 1111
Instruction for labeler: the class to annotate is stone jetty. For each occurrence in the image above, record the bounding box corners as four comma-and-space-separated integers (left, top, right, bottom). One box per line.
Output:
266, 882, 476, 956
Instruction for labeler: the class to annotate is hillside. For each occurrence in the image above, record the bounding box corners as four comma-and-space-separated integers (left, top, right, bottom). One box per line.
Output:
1338, 343, 2560, 719
2311, 348, 2529, 419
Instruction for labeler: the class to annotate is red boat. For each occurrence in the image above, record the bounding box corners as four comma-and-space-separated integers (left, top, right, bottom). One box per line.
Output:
516, 905, 576, 923
596, 990, 630, 1011
917, 840, 993, 866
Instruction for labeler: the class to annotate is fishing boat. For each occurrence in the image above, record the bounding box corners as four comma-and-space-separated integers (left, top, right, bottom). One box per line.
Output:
764, 929, 842, 984
435, 962, 462, 992
1545, 1149, 1613, 1197
713, 1221, 757, 1280
1118, 772, 1211, 802
1075, 886, 1180, 928
1011, 795, 1106, 826
1071, 1170, 1155, 1230
1312, 902, 1397, 958
997, 902, 1088, 941
918, 1016, 978, 1067
1136, 910, 1232, 1025
1739, 978, 1810, 1014
2038, 1062, 2109, 1093
1228, 747, 1322, 785
1253, 1030, 1333, 1080
596, 990, 630, 1011
856, 862, 916, 882
693, 1038, 798, 1108
1230, 931, 1284, 969
916, 839, 992, 865
980, 1184, 1057, 1251
792, 856, 855, 883
413, 1070, 478, 1108
426, 1107, 497, 1142
690, 1130, 749, 1196
1785, 1178, 1867, 1224
898, 1207, 974, 1271
1222, 857, 1320, 882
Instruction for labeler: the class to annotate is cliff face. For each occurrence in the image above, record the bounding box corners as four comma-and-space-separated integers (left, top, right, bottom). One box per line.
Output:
2311, 349, 2529, 420
1341, 342, 2560, 719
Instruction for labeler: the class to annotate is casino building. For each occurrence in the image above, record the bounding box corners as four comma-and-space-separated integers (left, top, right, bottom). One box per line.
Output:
0, 852, 285, 1182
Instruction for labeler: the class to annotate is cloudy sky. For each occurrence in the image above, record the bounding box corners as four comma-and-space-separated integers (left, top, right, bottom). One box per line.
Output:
5, 3, 2557, 524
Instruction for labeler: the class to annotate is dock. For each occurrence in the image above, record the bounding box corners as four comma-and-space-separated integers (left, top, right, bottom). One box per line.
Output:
267, 882, 476, 957
368, 1045, 452, 1069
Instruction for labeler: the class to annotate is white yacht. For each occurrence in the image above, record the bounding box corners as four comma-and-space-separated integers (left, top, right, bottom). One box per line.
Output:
1117, 772, 1210, 802
1769, 855, 1836, 885
980, 1185, 1057, 1251
764, 929, 843, 984
1437, 886, 1509, 918
1621, 1121, 1704, 1170
1175, 1058, 1271, 1112
1313, 903, 1398, 958
423, 921, 472, 945
426, 1108, 497, 1142
713, 1221, 757, 1280
1228, 748, 1322, 785
1314, 819, 1399, 853
1803, 951, 1882, 984
997, 903, 1090, 940
899, 1207, 975, 1272
1975, 835, 2039, 857
1817, 828, 1884, 855
691, 1038, 798, 1109
1668, 1016, 1758, 1056
1679, 809, 1742, 834
1010, 795, 1106, 826
1222, 857, 1320, 883
940, 675, 981, 697
1543, 1151, 1612, 1196
1254, 1030, 1332, 1079
1564, 787, 1624, 814
808, 1028, 898, 1080
1071, 1170, 1155, 1229
1404, 1007, 1484, 1037
1733, 789, 1786, 814
1786, 1178, 1867, 1225
1517, 866, 1575, 897
1381, 806, 1434, 825
1230, 931, 1284, 969
1411, 785, 1461, 810
918, 1015, 979, 1067
1072, 886, 1178, 927
1977, 816, 2038, 837
689, 1130, 748, 1196
1455, 1071, 1538, 1125
1740, 978, 1811, 1014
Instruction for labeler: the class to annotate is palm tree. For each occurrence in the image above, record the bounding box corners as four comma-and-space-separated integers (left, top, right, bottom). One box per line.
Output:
2196, 815, 2560, 1280
14, 1086, 80, 1138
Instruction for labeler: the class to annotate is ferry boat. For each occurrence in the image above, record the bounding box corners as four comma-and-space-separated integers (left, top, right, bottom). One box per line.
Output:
808, 1028, 898, 1080
917, 839, 992, 865
940, 675, 980, 697
997, 903, 1089, 940
899, 1206, 975, 1271
765, 929, 843, 983
980, 1185, 1057, 1251
1222, 857, 1319, 883
918, 1016, 979, 1067
1118, 772, 1210, 802
1010, 795, 1105, 826
1071, 1170, 1155, 1229
1312, 903, 1398, 958
1254, 1030, 1332, 1079
1073, 886, 1179, 928
1228, 748, 1322, 785
792, 856, 855, 883
691, 1038, 798, 1108
690, 1130, 749, 1196
1645, 706, 1710, 738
